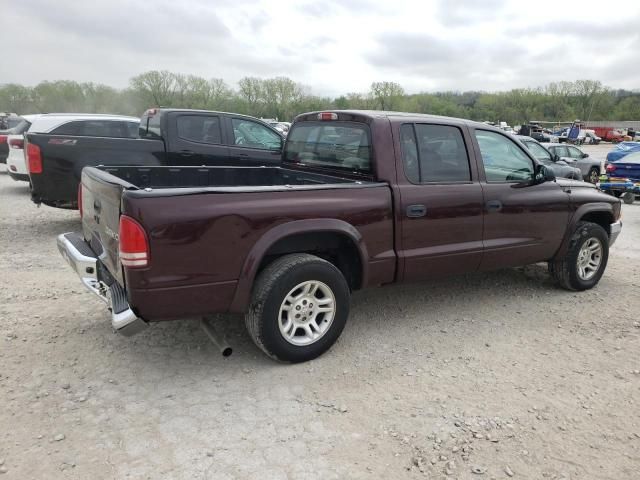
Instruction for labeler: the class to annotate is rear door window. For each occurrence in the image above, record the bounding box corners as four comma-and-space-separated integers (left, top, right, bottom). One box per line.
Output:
51, 120, 133, 137
177, 115, 222, 144
401, 123, 471, 183
51, 121, 82, 136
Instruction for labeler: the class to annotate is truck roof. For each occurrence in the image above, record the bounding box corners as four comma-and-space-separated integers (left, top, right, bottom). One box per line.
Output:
144, 108, 277, 122
295, 110, 498, 130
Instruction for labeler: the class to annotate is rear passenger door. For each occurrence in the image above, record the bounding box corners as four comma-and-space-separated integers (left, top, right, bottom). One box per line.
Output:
224, 117, 283, 166
166, 113, 230, 166
397, 122, 484, 281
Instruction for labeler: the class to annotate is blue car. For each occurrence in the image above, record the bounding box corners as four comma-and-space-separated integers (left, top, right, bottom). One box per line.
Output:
606, 142, 640, 162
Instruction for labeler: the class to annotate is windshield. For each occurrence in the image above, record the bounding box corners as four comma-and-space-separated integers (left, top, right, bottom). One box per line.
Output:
284, 122, 372, 173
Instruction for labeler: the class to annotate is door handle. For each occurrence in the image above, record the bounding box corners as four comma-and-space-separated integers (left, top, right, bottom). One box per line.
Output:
486, 200, 502, 212
406, 204, 427, 218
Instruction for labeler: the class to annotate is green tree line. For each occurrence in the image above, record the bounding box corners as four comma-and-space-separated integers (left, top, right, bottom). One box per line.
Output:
1, 72, 639, 125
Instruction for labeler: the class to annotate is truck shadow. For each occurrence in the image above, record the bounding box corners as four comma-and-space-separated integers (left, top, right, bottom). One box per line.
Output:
104, 263, 561, 369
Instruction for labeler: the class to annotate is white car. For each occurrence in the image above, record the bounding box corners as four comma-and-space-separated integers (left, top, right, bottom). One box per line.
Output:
6, 115, 41, 181
7, 113, 139, 182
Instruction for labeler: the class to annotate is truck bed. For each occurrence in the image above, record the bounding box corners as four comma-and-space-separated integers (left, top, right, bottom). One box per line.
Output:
80, 164, 394, 321
92, 165, 375, 192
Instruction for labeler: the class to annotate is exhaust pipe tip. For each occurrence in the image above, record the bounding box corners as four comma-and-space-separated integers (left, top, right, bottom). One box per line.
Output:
200, 318, 232, 357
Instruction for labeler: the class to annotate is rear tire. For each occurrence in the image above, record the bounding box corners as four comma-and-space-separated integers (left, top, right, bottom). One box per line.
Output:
549, 221, 609, 291
245, 253, 350, 363
588, 168, 599, 184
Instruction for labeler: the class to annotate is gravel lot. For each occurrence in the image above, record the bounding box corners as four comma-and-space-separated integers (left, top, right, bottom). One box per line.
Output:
1, 151, 639, 479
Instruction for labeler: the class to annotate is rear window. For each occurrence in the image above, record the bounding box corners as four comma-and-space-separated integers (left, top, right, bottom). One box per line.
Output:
284, 122, 371, 173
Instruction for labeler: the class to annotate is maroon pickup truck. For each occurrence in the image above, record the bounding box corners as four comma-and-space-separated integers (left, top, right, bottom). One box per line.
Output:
57, 110, 622, 362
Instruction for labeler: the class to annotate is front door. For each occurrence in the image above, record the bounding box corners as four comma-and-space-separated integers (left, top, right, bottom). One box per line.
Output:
397, 122, 484, 282
472, 129, 570, 270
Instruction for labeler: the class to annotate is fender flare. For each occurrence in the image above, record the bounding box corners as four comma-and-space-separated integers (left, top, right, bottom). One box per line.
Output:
228, 219, 369, 313
554, 203, 614, 258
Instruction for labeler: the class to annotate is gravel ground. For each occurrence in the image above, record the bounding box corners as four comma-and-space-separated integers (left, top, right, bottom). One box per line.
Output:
1, 159, 639, 480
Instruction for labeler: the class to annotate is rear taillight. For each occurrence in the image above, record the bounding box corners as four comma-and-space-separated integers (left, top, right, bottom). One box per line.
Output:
9, 138, 24, 149
0, 135, 7, 144
26, 143, 42, 174
606, 163, 616, 173
119, 215, 149, 268
78, 184, 83, 217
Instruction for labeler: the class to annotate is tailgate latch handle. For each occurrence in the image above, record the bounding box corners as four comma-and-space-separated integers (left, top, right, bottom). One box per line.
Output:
93, 199, 102, 213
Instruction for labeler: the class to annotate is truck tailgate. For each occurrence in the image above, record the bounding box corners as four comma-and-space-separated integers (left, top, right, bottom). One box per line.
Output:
80, 168, 134, 286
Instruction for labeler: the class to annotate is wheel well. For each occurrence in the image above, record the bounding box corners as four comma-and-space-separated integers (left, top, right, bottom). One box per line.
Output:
257, 232, 363, 291
579, 211, 613, 235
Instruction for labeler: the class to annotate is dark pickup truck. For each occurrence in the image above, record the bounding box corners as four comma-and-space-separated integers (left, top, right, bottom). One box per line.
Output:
58, 110, 622, 363
26, 108, 284, 209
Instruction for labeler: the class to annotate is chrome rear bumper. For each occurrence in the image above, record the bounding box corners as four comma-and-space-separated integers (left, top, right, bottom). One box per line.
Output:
610, 220, 622, 247
57, 232, 147, 336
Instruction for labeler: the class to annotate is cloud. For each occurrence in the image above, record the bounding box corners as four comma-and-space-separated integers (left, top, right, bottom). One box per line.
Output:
1, 0, 639, 95
435, 0, 508, 26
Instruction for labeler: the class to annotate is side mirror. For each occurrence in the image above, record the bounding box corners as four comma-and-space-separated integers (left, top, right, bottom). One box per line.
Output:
582, 152, 589, 158
535, 164, 555, 184
552, 154, 560, 162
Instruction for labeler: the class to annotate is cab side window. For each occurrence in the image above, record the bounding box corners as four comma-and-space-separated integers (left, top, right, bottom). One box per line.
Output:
567, 147, 583, 159
475, 130, 534, 182
232, 119, 282, 151
400, 123, 471, 183
552, 146, 568, 157
51, 121, 81, 136
524, 141, 552, 163
177, 115, 222, 144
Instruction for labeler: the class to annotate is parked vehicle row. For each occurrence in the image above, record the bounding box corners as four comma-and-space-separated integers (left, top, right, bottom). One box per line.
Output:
56, 110, 622, 362
25, 109, 284, 208
517, 135, 609, 184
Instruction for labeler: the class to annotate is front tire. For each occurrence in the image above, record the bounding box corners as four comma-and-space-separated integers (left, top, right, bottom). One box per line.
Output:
588, 168, 599, 184
549, 221, 609, 291
245, 254, 350, 363
622, 192, 635, 204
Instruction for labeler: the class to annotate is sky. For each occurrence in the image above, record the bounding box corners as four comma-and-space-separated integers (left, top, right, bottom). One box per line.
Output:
2, 0, 639, 96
